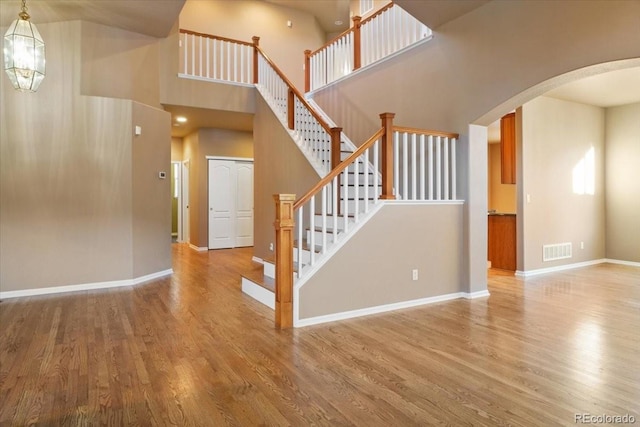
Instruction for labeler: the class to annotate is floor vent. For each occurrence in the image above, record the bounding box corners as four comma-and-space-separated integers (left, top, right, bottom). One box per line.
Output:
543, 243, 572, 262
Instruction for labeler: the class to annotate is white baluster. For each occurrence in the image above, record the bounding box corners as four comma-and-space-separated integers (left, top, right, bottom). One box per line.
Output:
309, 196, 315, 266
436, 136, 442, 200
332, 176, 338, 242
428, 135, 434, 200
342, 169, 349, 233
297, 208, 303, 277
198, 36, 202, 77
234, 43, 238, 82
452, 137, 457, 200
373, 139, 379, 202
354, 159, 359, 221
364, 148, 369, 213
444, 136, 450, 200
410, 133, 417, 200
226, 42, 231, 81
191, 34, 195, 76
213, 39, 218, 80
321, 186, 327, 253
393, 131, 399, 198
419, 134, 425, 200
401, 132, 408, 200
206, 38, 210, 78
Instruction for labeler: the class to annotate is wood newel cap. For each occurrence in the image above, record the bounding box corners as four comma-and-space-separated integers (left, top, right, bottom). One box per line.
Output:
252, 36, 260, 46
352, 16, 362, 26
273, 194, 296, 203
380, 112, 396, 120
304, 49, 311, 57
331, 127, 342, 135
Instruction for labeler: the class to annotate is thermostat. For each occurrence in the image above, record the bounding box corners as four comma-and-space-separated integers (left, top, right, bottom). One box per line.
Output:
159, 171, 167, 179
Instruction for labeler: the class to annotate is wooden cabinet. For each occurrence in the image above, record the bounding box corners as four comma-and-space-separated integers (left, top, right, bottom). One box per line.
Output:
488, 214, 516, 271
500, 112, 516, 184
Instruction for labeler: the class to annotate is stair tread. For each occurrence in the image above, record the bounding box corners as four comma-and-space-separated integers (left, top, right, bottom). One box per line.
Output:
241, 263, 275, 292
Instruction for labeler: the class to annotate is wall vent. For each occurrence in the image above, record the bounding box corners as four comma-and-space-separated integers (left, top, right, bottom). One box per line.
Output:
543, 243, 572, 262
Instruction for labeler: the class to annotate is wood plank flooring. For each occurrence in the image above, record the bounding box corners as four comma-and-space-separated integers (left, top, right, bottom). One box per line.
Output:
1, 244, 639, 426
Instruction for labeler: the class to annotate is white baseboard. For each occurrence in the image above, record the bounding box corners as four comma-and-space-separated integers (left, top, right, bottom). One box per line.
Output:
605, 259, 640, 268
0, 269, 173, 299
189, 244, 208, 252
252, 256, 264, 264
515, 259, 606, 277
263, 260, 275, 279
241, 277, 275, 309
295, 291, 481, 328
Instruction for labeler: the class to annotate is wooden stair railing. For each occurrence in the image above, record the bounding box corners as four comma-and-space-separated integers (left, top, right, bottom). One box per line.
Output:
179, 30, 344, 173
304, 2, 431, 92
274, 112, 396, 328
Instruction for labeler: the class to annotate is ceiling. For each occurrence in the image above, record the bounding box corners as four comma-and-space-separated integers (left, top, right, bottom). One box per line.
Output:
164, 105, 254, 138
488, 67, 640, 143
265, 0, 351, 34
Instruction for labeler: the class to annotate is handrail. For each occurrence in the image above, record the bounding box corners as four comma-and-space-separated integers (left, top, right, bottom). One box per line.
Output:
393, 126, 459, 139
179, 29, 254, 47
360, 2, 395, 26
309, 25, 356, 57
294, 127, 385, 210
256, 46, 333, 135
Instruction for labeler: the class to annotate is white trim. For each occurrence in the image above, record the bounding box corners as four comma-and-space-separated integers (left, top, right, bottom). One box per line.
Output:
384, 200, 465, 205
306, 35, 434, 98
515, 259, 606, 277
295, 291, 466, 328
189, 243, 208, 252
205, 156, 254, 162
263, 260, 275, 279
177, 73, 254, 88
0, 269, 173, 299
252, 256, 264, 264
604, 259, 640, 268
463, 290, 490, 299
241, 277, 275, 309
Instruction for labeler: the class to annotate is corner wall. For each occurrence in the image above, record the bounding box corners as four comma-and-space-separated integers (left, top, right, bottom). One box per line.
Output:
605, 103, 640, 263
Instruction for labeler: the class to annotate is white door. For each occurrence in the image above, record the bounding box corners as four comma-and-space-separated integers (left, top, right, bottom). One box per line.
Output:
208, 159, 254, 249
235, 162, 254, 247
209, 160, 236, 249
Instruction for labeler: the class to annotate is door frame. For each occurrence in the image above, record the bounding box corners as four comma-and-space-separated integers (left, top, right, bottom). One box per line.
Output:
181, 159, 190, 244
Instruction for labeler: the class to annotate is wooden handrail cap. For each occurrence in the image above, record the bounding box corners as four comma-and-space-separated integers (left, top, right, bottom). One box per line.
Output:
380, 112, 396, 119
273, 194, 296, 202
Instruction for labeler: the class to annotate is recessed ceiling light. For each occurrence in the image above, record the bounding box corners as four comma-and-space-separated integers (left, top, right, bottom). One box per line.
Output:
176, 116, 187, 123
334, 20, 343, 26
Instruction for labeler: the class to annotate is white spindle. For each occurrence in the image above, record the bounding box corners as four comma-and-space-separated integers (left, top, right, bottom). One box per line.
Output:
451, 137, 457, 200
411, 133, 417, 200
343, 169, 349, 233
443, 137, 449, 200
419, 134, 425, 200
332, 176, 338, 242
297, 208, 303, 276
182, 33, 187, 74
190, 34, 195, 75
373, 140, 379, 203
321, 186, 327, 253
198, 36, 202, 77
233, 43, 238, 82
393, 131, 399, 197
428, 135, 434, 200
436, 136, 442, 200
402, 132, 408, 200
364, 149, 369, 213
354, 160, 359, 221
309, 197, 315, 265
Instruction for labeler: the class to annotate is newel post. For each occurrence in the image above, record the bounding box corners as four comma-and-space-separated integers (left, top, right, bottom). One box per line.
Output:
331, 127, 343, 170
304, 49, 311, 92
380, 112, 396, 200
273, 194, 296, 329
352, 16, 362, 71
252, 36, 260, 84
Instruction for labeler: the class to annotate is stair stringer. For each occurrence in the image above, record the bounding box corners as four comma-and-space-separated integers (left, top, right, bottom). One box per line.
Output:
292, 200, 386, 326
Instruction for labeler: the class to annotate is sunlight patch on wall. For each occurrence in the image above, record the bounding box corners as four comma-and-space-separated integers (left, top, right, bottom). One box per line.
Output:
573, 146, 595, 195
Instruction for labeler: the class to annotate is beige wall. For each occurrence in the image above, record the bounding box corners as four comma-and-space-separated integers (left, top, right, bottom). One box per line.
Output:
253, 96, 321, 260
605, 103, 640, 263
132, 103, 172, 277
299, 203, 463, 319
178, 0, 326, 90
0, 20, 172, 292
488, 143, 516, 213
171, 137, 184, 161
520, 96, 606, 271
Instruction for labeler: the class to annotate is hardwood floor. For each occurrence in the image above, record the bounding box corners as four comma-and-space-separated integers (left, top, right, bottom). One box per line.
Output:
1, 245, 639, 426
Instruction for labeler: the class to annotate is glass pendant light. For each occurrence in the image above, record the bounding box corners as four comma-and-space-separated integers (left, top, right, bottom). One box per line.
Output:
3, 0, 46, 92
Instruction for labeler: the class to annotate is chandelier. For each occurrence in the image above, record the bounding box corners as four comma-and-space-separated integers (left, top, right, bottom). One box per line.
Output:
3, 0, 46, 92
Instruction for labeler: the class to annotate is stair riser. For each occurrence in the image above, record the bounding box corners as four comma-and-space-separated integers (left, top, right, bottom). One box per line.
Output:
340, 200, 375, 214
305, 230, 339, 244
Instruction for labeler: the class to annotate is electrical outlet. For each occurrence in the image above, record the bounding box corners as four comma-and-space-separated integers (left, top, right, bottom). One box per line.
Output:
412, 269, 418, 281
269, 243, 274, 251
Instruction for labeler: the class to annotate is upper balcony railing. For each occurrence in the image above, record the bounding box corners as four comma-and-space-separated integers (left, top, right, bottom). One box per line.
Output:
304, 2, 432, 92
